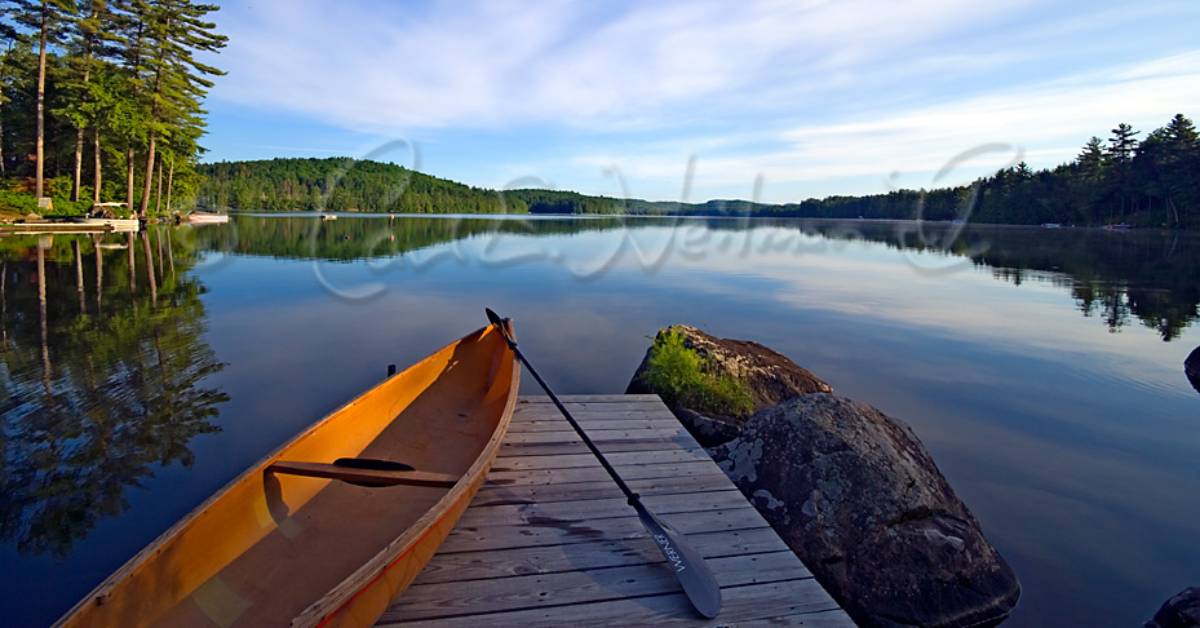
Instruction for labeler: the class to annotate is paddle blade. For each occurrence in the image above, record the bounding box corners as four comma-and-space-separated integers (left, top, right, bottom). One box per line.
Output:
485, 307, 503, 327
634, 501, 722, 618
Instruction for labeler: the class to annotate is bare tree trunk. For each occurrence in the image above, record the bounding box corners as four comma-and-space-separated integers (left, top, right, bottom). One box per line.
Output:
0, 100, 6, 175
93, 128, 102, 204
1, 261, 7, 343
73, 127, 85, 202
126, 147, 136, 211
166, 158, 175, 211
36, 6, 49, 199
156, 159, 163, 214
139, 135, 157, 216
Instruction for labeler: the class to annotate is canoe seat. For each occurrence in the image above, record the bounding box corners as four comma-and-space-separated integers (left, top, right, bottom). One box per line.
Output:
267, 459, 459, 488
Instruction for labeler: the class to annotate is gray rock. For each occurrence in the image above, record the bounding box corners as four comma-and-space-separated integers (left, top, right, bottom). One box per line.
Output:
627, 325, 831, 444
1147, 587, 1200, 628
673, 407, 741, 447
709, 394, 1020, 628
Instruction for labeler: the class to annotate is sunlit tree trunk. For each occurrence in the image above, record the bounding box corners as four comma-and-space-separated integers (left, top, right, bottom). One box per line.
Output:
36, 5, 49, 199
166, 158, 175, 211
73, 127, 86, 202
92, 129, 102, 204
126, 147, 136, 211
155, 160, 163, 214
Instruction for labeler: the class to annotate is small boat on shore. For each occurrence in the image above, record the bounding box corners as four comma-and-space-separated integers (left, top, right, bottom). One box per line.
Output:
187, 212, 230, 225
57, 321, 520, 628
321, 213, 338, 221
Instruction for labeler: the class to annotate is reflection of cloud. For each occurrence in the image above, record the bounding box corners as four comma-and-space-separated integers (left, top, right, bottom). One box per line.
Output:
663, 226, 1193, 396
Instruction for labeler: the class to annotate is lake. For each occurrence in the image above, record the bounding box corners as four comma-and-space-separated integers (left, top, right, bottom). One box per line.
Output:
2, 214, 1197, 626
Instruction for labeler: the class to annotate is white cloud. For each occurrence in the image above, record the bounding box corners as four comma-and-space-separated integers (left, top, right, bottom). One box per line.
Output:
212, 0, 1035, 131
568, 50, 1200, 198
208, 0, 1199, 200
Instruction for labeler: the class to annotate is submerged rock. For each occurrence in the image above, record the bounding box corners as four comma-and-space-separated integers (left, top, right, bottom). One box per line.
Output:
627, 325, 830, 445
709, 394, 1021, 627
1147, 587, 1200, 628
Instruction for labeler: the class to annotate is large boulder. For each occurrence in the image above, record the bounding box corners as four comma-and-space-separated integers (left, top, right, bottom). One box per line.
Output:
710, 394, 1020, 627
1147, 587, 1200, 628
627, 325, 831, 444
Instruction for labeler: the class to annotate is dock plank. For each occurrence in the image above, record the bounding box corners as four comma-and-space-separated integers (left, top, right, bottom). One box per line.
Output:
378, 395, 847, 626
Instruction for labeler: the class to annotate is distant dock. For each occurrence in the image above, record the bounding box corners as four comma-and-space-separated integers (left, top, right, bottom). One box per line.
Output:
0, 218, 139, 235
378, 394, 851, 626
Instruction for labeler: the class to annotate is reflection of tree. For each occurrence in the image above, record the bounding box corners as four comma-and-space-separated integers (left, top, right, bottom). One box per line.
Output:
0, 229, 227, 557
728, 220, 1200, 342
188, 215, 636, 262
195, 215, 1200, 340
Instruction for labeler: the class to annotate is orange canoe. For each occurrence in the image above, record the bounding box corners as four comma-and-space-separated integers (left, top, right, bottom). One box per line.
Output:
57, 321, 520, 627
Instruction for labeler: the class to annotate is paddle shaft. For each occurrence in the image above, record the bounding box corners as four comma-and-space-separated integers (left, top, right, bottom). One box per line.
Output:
486, 310, 723, 618
504, 337, 639, 502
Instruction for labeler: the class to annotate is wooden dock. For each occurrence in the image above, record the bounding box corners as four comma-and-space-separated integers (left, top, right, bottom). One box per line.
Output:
378, 394, 851, 626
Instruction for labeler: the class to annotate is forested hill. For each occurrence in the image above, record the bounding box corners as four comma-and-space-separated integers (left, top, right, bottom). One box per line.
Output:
199, 114, 1200, 228
197, 158, 525, 213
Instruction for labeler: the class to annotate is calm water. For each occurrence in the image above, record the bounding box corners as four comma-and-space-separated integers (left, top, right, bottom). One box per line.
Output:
2, 215, 1198, 626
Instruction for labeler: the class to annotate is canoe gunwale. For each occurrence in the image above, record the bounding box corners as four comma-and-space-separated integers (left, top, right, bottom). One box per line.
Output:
53, 323, 519, 628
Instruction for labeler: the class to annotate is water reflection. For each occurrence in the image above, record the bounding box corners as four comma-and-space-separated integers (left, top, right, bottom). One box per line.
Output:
204, 215, 1200, 341
1187, 346, 1200, 394
0, 229, 227, 557
2, 215, 1197, 627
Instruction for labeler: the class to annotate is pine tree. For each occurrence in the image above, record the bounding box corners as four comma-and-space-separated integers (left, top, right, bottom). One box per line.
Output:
133, 0, 226, 216
0, 19, 22, 174
1077, 137, 1106, 180
1107, 123, 1138, 162
8, 0, 77, 199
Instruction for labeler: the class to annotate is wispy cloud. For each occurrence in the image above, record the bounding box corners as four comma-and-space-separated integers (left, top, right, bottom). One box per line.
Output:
206, 0, 1200, 200
212, 0, 1036, 131
569, 51, 1200, 198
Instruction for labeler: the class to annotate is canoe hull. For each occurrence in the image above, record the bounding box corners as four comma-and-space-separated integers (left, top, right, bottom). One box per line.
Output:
57, 323, 519, 628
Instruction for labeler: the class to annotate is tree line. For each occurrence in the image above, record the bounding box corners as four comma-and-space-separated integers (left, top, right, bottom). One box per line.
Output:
0, 0, 226, 216
198, 157, 529, 213
195, 116, 1198, 229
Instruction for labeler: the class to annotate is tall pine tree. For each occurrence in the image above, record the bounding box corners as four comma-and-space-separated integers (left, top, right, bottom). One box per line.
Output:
134, 0, 225, 216
8, 0, 76, 199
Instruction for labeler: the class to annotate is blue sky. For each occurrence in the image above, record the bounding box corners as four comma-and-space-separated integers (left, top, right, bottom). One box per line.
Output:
201, 0, 1200, 203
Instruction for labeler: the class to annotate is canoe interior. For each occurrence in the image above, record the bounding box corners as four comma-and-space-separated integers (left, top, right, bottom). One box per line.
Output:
59, 324, 517, 627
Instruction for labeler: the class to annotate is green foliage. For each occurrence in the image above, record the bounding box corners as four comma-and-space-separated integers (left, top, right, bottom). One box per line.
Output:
0, 0, 224, 213
197, 158, 529, 214
643, 329, 754, 418
0, 187, 92, 215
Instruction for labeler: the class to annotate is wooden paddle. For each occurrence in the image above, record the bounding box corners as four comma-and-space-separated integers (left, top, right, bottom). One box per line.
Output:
485, 308, 722, 619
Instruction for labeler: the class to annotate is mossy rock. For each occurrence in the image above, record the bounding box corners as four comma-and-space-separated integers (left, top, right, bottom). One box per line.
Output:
627, 325, 831, 445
